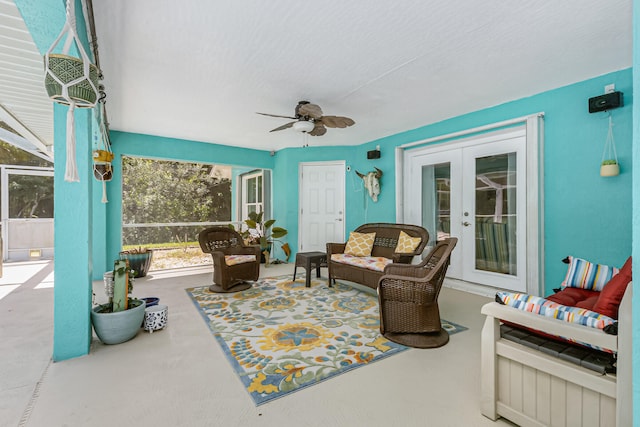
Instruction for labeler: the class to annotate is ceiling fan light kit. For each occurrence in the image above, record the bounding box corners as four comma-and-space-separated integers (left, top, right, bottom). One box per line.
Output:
293, 120, 315, 133
257, 100, 355, 136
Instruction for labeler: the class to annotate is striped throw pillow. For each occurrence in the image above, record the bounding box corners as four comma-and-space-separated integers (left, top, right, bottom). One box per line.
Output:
561, 256, 619, 291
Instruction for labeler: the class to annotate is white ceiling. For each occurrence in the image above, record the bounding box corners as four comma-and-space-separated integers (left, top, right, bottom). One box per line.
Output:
0, 0, 54, 159
0, 1, 633, 156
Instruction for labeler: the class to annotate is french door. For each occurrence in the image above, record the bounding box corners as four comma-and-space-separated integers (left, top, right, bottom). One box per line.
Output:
404, 129, 528, 292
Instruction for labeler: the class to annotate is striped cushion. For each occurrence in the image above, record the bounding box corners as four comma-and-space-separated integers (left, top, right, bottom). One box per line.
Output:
496, 291, 615, 330
224, 254, 257, 266
561, 256, 619, 291
330, 253, 392, 272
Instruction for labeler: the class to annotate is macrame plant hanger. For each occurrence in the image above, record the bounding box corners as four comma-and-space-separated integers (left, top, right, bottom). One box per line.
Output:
44, 0, 99, 182
93, 92, 113, 203
600, 113, 620, 177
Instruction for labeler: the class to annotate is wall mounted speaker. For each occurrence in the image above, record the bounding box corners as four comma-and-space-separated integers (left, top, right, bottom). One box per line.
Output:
588, 91, 623, 113
367, 149, 381, 159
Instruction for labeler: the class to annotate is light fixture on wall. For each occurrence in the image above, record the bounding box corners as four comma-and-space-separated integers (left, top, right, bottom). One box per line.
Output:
292, 120, 315, 133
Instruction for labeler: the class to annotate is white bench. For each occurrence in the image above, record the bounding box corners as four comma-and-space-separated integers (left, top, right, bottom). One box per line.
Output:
480, 285, 632, 427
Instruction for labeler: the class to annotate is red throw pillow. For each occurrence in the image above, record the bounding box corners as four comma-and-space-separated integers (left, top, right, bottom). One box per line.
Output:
592, 256, 632, 319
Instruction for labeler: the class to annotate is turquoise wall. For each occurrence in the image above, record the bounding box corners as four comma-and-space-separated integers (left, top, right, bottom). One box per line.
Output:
101, 131, 275, 276
274, 69, 633, 296
632, 0, 639, 422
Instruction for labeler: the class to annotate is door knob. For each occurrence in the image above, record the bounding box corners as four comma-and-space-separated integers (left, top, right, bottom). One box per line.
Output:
336, 218, 343, 222
463, 221, 471, 227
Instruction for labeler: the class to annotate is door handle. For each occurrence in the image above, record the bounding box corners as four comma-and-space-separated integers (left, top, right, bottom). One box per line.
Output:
463, 221, 471, 227
336, 218, 343, 222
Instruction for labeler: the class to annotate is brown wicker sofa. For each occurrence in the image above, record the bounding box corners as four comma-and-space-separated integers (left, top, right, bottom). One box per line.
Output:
326, 223, 429, 290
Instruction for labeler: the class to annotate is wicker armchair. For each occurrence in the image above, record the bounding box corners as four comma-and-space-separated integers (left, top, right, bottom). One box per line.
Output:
198, 226, 261, 293
377, 238, 458, 348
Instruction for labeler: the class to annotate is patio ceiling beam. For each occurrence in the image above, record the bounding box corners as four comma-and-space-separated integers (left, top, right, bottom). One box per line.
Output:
0, 104, 53, 161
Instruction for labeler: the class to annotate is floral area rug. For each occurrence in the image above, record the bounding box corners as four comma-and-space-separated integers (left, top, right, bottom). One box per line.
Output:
186, 275, 467, 405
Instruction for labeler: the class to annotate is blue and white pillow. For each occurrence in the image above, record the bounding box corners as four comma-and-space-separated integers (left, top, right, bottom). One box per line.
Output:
561, 256, 619, 292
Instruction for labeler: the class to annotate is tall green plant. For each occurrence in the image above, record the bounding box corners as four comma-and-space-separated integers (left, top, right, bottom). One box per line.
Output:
232, 211, 287, 248
112, 259, 130, 312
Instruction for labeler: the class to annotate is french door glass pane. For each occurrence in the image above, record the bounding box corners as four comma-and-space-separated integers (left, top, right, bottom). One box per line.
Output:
475, 153, 517, 275
422, 163, 450, 247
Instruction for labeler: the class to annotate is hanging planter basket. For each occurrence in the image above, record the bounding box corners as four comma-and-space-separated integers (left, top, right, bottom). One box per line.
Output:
44, 53, 99, 107
600, 115, 620, 177
600, 162, 620, 177
43, 0, 100, 183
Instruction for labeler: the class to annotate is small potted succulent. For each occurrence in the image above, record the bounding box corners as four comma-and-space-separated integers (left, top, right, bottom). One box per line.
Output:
600, 159, 620, 177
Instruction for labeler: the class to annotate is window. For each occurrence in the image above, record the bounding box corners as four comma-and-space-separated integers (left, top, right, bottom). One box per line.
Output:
240, 170, 271, 221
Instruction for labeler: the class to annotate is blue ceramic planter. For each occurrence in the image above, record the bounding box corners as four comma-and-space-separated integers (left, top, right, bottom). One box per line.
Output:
91, 299, 145, 345
119, 250, 153, 278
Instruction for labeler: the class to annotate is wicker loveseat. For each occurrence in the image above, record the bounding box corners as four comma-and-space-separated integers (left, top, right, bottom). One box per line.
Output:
326, 223, 429, 290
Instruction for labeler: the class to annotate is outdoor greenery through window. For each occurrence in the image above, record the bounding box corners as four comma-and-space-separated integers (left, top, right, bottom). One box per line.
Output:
122, 157, 232, 269
8, 174, 53, 218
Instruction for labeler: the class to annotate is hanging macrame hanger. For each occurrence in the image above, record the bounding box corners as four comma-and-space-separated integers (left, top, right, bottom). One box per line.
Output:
93, 99, 113, 203
601, 113, 618, 164
45, 0, 99, 182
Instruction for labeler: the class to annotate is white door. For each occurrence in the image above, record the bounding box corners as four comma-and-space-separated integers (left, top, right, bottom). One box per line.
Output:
299, 162, 345, 252
405, 129, 528, 292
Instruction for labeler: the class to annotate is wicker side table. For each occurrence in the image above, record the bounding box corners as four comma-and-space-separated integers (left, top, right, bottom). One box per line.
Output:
293, 251, 326, 287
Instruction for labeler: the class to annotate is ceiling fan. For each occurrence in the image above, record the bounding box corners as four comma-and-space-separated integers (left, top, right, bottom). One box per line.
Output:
257, 101, 355, 136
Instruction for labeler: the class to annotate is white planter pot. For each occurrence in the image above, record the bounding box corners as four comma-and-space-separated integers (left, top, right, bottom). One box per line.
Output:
600, 163, 620, 177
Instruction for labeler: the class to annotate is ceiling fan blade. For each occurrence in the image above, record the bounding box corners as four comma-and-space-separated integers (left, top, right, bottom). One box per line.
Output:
296, 103, 323, 119
309, 122, 327, 136
269, 121, 296, 132
319, 115, 355, 128
257, 112, 297, 120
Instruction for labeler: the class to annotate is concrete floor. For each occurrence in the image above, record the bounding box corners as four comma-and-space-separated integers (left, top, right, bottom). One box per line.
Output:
1, 260, 513, 427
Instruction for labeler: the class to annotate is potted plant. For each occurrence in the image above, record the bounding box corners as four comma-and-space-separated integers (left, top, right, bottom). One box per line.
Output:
231, 211, 289, 263
600, 115, 620, 177
91, 259, 146, 345
119, 246, 153, 277
600, 159, 620, 177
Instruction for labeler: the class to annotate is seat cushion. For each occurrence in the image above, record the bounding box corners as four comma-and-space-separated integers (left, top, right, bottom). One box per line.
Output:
546, 287, 599, 307
224, 254, 257, 266
331, 253, 392, 272
496, 291, 615, 330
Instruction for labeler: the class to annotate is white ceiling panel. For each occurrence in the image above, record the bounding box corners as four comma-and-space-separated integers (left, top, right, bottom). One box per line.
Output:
0, 0, 633, 156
